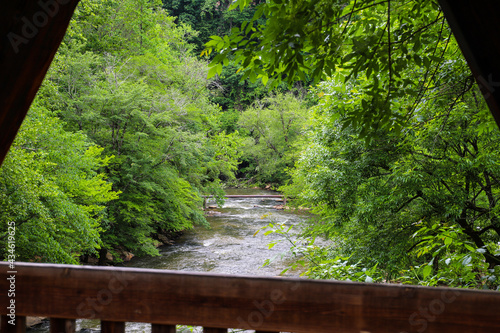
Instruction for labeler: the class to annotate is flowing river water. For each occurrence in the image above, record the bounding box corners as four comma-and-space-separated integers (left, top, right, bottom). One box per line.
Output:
125, 188, 309, 275
31, 189, 312, 333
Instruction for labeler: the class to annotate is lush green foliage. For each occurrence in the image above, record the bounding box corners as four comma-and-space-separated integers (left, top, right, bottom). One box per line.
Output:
0, 103, 119, 263
208, 62, 269, 113
47, 0, 245, 258
162, 0, 273, 115
205, 0, 452, 139
162, 0, 261, 53
201, 0, 500, 289
237, 93, 308, 185
1, 0, 244, 263
280, 47, 500, 289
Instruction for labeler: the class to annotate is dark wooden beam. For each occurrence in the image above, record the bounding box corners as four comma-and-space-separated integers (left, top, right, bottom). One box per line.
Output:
0, 0, 80, 166
438, 0, 500, 127
1, 263, 499, 333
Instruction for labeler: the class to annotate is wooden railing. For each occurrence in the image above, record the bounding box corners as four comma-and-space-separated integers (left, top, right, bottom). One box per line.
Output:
1, 263, 499, 333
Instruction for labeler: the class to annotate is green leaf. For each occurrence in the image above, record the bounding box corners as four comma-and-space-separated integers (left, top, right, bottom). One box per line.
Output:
207, 66, 218, 79
422, 265, 432, 279
261, 75, 269, 86
464, 244, 475, 252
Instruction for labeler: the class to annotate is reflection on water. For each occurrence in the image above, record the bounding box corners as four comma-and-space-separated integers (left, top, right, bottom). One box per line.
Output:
30, 189, 312, 333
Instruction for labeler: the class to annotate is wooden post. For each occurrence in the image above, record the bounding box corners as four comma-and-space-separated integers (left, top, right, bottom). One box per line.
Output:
203, 328, 227, 333
101, 321, 125, 333
151, 324, 176, 333
50, 318, 75, 333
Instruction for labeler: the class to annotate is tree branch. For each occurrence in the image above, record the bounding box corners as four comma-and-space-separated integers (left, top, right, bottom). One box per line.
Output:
0, 214, 35, 240
394, 190, 422, 213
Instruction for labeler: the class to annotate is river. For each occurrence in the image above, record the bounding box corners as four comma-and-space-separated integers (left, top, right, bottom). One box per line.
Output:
30, 189, 312, 333
125, 188, 309, 276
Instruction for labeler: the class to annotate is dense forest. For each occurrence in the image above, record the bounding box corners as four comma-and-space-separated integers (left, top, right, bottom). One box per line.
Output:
1, 0, 499, 290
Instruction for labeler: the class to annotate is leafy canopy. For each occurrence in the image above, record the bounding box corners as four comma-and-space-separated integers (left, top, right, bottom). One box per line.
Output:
281, 41, 500, 288
0, 103, 119, 263
204, 0, 453, 138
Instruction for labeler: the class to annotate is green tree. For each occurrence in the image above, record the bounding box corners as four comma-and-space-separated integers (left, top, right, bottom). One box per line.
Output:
238, 93, 308, 185
202, 0, 500, 288
41, 0, 243, 258
0, 103, 119, 264
69, 0, 198, 60
162, 0, 261, 52
283, 66, 500, 287
208, 61, 269, 113
205, 0, 455, 138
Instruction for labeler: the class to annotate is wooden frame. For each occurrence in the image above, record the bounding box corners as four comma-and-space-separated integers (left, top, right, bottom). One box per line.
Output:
1, 262, 499, 332
0, 0, 80, 166
1, 2, 500, 333
438, 0, 500, 127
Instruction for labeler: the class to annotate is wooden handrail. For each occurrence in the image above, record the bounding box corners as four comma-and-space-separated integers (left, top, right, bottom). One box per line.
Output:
1, 262, 499, 332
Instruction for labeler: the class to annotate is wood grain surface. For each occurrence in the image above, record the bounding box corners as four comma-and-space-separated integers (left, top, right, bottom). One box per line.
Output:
0, 262, 499, 332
